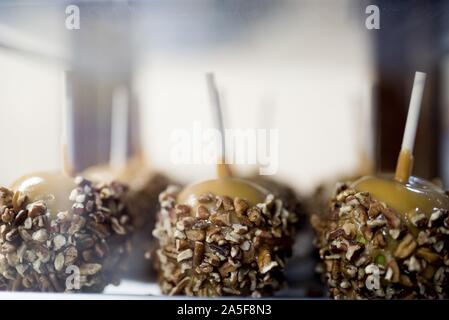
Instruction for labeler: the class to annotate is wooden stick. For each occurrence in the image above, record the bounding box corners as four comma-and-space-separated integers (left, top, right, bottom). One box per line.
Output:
206, 72, 232, 179
394, 71, 427, 183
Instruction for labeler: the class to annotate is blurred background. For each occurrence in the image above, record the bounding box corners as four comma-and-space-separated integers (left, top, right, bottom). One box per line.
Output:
0, 0, 447, 194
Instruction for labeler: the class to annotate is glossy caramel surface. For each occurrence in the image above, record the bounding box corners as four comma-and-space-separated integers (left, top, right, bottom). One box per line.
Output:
11, 172, 75, 218
177, 178, 267, 208
82, 156, 148, 188
82, 164, 118, 183
352, 175, 449, 216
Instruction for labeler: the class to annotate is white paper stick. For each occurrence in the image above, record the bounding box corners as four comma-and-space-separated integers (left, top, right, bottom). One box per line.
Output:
110, 85, 129, 170
355, 83, 376, 174
401, 71, 427, 153
206, 72, 226, 160
61, 70, 75, 176
258, 98, 275, 130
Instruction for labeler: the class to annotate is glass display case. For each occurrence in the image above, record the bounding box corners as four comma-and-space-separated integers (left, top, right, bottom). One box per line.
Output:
0, 0, 448, 301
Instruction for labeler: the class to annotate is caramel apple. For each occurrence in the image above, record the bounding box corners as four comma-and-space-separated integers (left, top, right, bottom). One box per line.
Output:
178, 174, 266, 211
312, 175, 449, 299
11, 172, 76, 219
152, 170, 298, 296
352, 175, 449, 218
0, 173, 133, 292
312, 72, 449, 299
0, 76, 133, 292
151, 74, 298, 296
